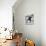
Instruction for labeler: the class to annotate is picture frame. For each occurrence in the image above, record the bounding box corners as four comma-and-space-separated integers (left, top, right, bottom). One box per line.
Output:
25, 14, 34, 25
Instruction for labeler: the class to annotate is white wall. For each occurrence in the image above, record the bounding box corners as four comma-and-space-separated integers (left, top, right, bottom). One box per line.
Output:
13, 0, 41, 46
41, 0, 46, 46
0, 0, 17, 30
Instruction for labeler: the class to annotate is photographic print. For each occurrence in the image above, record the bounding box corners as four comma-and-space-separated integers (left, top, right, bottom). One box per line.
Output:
25, 14, 34, 25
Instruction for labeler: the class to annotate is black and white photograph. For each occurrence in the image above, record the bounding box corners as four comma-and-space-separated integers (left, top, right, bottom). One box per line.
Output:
25, 14, 34, 25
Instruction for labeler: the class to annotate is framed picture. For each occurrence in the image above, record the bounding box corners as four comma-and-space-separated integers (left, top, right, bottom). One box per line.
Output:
25, 14, 34, 25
